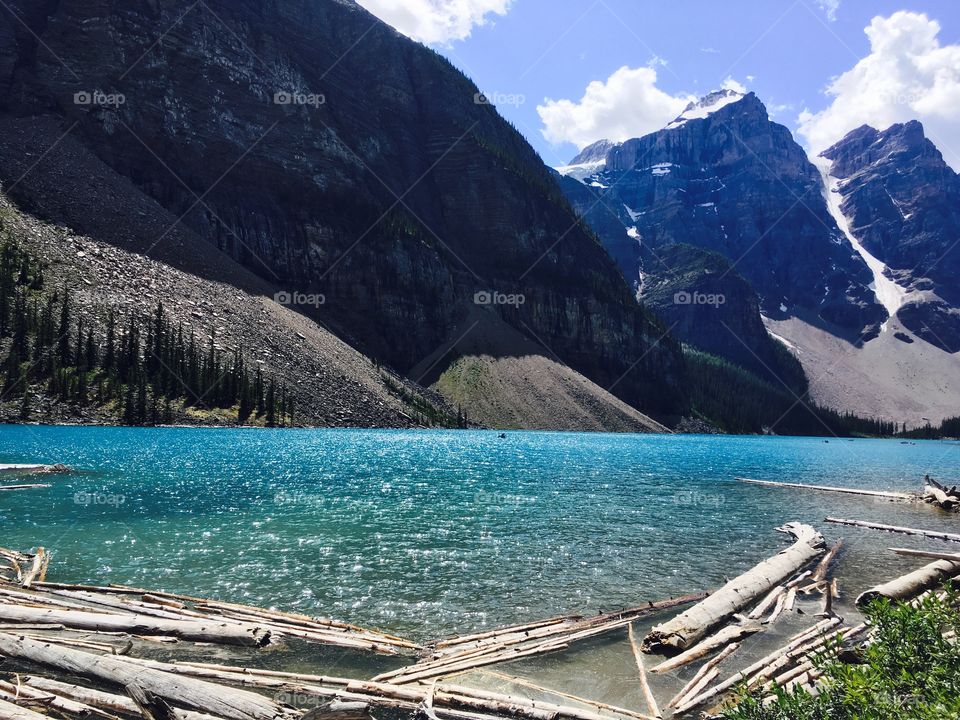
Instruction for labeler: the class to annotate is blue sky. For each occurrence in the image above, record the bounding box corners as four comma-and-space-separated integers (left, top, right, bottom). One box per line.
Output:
357, 0, 960, 168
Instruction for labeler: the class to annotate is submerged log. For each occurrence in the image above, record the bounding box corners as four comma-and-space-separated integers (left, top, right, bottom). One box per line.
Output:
736, 478, 913, 501
811, 541, 843, 582
651, 622, 759, 673
888, 548, 960, 563
0, 604, 270, 647
642, 523, 825, 654
0, 634, 296, 720
0, 464, 70, 475
627, 624, 661, 719
856, 557, 960, 607
666, 642, 739, 709
826, 518, 960, 543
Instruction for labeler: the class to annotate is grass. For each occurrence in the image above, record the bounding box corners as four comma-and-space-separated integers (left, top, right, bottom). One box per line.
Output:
724, 587, 960, 720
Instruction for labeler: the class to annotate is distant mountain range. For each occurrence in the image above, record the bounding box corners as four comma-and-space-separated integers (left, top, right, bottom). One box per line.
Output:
556, 91, 960, 425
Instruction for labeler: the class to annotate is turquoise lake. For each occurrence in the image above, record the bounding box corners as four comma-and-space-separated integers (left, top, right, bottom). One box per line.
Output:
2, 427, 959, 642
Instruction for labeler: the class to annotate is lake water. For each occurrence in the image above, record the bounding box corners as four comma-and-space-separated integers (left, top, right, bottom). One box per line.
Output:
3, 426, 959, 644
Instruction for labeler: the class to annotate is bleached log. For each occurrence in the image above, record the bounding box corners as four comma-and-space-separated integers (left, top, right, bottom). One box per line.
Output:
747, 586, 784, 620
673, 623, 864, 714
0, 678, 121, 720
669, 667, 717, 712
923, 485, 958, 510
890, 548, 960, 562
736, 478, 912, 501
480, 671, 652, 720
0, 634, 296, 720
826, 518, 960, 543
857, 557, 960, 607
20, 549, 47, 588
643, 523, 825, 653
22, 677, 224, 720
0, 604, 270, 647
0, 484, 52, 491
666, 642, 739, 708
811, 541, 843, 581
627, 624, 661, 718
651, 623, 759, 673
0, 697, 49, 720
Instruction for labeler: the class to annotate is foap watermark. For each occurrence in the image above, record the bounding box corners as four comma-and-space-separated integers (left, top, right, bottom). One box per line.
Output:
274, 691, 323, 708
74, 491, 126, 508
74, 90, 126, 108
673, 490, 726, 508
880, 90, 926, 107
474, 290, 525, 308
273, 490, 318, 506
273, 90, 325, 108
274, 291, 325, 308
474, 91, 526, 108
674, 291, 725, 308
75, 289, 130, 306
475, 490, 537, 507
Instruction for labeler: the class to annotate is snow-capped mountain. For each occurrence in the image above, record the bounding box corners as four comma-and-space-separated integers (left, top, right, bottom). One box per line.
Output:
664, 88, 745, 129
556, 91, 960, 424
822, 122, 960, 353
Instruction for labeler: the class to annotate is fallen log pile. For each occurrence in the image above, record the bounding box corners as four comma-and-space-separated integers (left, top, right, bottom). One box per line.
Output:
667, 554, 960, 715
374, 593, 708, 687
0, 545, 699, 720
3, 511, 957, 720
642, 523, 827, 655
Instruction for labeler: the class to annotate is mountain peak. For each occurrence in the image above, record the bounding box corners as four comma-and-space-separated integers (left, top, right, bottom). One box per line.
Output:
665, 89, 748, 130
569, 139, 619, 166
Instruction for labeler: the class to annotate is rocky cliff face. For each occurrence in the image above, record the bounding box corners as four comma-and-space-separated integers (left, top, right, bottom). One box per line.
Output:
824, 122, 960, 352
559, 92, 885, 338
0, 0, 685, 419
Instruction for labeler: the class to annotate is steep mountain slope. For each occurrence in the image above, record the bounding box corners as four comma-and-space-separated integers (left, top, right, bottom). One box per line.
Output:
0, 0, 686, 426
557, 91, 885, 338
823, 122, 960, 353
0, 184, 441, 428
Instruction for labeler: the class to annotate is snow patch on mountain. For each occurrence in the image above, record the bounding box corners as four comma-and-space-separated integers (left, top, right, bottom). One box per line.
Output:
814, 156, 915, 327
554, 159, 606, 182
665, 89, 745, 130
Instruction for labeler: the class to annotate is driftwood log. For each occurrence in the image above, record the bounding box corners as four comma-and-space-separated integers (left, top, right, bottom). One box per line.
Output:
0, 604, 271, 647
22, 676, 224, 720
826, 517, 960, 543
856, 558, 960, 607
650, 622, 759, 673
642, 523, 825, 654
0, 696, 50, 720
736, 478, 913, 502
0, 633, 298, 720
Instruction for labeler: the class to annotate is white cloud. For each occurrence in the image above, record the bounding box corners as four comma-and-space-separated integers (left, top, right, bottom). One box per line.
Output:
355, 0, 511, 44
537, 66, 694, 149
798, 11, 960, 170
721, 77, 748, 94
816, 0, 840, 22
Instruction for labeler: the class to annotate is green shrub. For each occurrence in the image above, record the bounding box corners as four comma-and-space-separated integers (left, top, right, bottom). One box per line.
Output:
724, 588, 960, 720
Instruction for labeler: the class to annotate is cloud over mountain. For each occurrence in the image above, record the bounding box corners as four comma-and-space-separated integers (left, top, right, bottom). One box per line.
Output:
798, 11, 960, 170
356, 0, 511, 44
